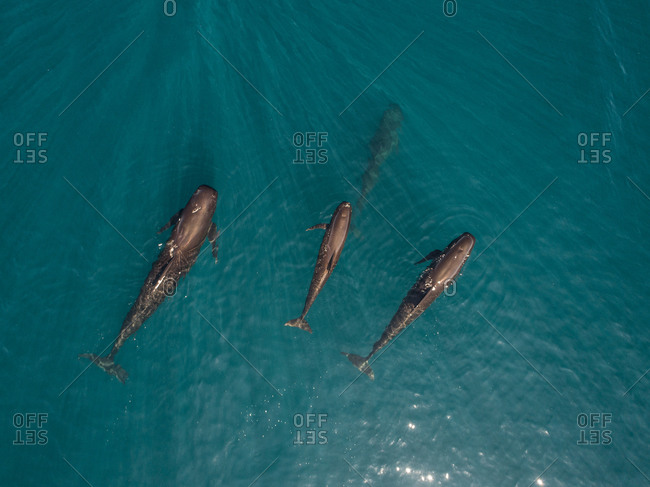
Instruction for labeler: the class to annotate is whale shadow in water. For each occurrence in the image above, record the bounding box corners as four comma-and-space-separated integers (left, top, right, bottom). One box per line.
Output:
352, 103, 403, 238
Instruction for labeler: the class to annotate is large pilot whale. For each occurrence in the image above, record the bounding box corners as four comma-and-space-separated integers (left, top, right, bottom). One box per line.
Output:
342, 232, 475, 380
79, 185, 219, 383
285, 201, 352, 333
355, 103, 403, 213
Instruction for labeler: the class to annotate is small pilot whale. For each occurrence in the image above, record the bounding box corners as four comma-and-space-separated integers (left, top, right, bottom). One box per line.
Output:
80, 185, 219, 383
342, 232, 475, 380
355, 103, 403, 214
285, 202, 352, 333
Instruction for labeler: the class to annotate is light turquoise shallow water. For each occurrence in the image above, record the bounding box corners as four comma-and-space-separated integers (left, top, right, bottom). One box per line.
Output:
2, 1, 649, 486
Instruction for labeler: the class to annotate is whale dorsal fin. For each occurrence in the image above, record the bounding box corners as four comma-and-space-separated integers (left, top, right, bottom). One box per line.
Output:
306, 223, 328, 231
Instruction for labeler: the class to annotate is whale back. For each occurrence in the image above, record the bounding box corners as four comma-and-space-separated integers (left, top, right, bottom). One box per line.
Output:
323, 201, 352, 270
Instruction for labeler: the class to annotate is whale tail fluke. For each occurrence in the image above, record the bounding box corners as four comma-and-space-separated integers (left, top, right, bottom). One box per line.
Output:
79, 353, 128, 384
284, 318, 312, 334
341, 352, 374, 380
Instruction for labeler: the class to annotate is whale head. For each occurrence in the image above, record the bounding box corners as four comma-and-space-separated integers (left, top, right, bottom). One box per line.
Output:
431, 232, 476, 284
330, 201, 352, 235
335, 201, 352, 219
450, 232, 476, 256
173, 185, 218, 250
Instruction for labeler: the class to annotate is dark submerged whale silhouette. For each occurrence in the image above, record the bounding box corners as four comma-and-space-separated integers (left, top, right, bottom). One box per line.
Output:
355, 103, 403, 214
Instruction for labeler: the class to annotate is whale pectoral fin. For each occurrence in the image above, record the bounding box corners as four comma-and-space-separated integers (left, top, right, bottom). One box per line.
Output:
415, 250, 441, 265
208, 222, 219, 264
157, 208, 183, 234
306, 223, 328, 231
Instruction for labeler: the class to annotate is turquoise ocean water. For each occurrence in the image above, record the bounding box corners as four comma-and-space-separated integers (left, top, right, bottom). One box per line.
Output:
2, 1, 649, 485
